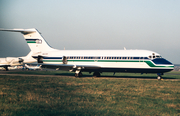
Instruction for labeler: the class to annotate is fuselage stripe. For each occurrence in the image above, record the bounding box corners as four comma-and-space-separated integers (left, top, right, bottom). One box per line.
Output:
42, 59, 174, 68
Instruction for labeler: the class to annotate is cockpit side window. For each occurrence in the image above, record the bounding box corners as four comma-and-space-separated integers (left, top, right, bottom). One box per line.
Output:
156, 55, 161, 58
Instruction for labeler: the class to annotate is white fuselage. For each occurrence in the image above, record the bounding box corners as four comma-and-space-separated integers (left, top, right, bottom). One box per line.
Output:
0, 57, 22, 66
37, 49, 174, 73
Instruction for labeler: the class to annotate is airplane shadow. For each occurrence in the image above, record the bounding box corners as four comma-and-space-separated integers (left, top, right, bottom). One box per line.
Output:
54, 73, 177, 80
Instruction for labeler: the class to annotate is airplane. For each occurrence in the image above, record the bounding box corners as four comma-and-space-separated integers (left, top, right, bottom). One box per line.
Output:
24, 64, 42, 70
0, 51, 36, 71
0, 28, 174, 80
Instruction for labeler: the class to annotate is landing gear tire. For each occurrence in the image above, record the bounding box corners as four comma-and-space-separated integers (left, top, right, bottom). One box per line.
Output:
75, 73, 79, 77
93, 72, 100, 77
157, 73, 163, 80
157, 76, 162, 80
5, 66, 8, 71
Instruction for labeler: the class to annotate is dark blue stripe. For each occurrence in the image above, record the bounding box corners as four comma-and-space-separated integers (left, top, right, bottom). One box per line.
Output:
32, 56, 62, 59
33, 56, 150, 60
26, 39, 38, 41
43, 57, 62, 59
81, 68, 173, 73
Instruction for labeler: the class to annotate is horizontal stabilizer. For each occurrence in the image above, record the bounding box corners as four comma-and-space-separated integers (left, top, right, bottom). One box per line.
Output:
0, 28, 36, 34
0, 28, 53, 52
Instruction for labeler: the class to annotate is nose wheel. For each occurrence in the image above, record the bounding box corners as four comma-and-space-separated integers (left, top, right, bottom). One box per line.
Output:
157, 76, 162, 80
157, 73, 163, 80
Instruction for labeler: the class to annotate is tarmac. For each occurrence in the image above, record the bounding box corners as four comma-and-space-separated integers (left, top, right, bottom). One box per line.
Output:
0, 69, 180, 81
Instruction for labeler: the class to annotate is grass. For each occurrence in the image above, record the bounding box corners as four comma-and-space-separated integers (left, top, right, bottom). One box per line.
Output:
0, 71, 180, 115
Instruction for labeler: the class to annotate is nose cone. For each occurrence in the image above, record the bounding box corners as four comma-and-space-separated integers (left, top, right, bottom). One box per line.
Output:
152, 58, 174, 72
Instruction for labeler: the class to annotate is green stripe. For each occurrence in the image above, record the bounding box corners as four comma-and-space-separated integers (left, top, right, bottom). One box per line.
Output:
27, 41, 36, 43
144, 61, 174, 68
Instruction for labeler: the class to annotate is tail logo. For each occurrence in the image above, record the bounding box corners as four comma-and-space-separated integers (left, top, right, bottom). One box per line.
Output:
26, 39, 42, 44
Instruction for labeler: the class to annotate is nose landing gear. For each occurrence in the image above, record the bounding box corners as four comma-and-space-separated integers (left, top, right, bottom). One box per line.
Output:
157, 73, 163, 80
74, 67, 83, 78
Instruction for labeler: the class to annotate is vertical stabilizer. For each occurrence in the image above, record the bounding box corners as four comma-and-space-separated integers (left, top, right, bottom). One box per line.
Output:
0, 28, 53, 53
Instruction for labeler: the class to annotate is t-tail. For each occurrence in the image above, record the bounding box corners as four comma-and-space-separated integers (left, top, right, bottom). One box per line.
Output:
0, 28, 54, 54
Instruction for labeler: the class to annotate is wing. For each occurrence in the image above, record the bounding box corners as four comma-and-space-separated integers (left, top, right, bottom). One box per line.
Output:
0, 64, 10, 71
41, 64, 101, 72
0, 64, 10, 67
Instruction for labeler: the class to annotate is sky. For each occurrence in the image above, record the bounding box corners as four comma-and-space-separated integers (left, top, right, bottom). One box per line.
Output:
0, 0, 180, 64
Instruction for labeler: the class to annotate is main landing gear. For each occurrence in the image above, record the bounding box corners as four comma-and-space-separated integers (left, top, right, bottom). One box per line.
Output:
75, 72, 82, 77
93, 72, 101, 77
73, 67, 83, 78
157, 73, 163, 80
4, 66, 9, 71
75, 71, 101, 78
